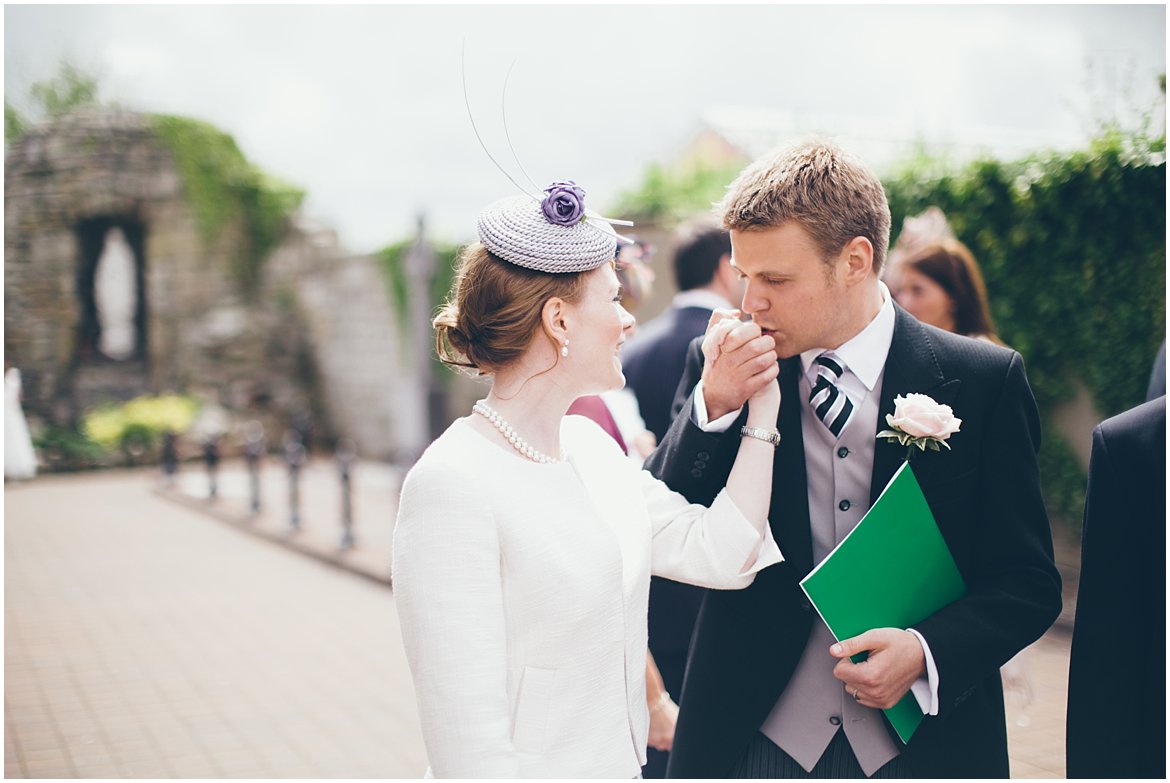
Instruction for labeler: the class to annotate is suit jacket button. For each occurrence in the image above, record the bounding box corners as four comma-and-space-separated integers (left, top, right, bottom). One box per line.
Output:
691, 468, 703, 478
697, 451, 710, 461
837, 447, 850, 458
839, 499, 852, 511
829, 715, 842, 726
694, 459, 707, 469
800, 600, 811, 612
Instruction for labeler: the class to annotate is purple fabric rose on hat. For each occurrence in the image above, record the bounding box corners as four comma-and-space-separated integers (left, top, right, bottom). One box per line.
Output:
541, 181, 586, 226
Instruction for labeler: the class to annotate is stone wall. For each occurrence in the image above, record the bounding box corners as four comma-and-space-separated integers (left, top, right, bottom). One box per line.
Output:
4, 110, 412, 461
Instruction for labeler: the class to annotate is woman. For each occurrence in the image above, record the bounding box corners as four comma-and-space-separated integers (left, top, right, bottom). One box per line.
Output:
894, 238, 1005, 344
392, 182, 783, 778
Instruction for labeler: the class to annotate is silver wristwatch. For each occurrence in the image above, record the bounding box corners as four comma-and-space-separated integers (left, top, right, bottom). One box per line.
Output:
740, 425, 781, 447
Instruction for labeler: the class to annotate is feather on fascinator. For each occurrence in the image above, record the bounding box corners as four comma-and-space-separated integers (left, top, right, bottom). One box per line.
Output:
463, 46, 632, 274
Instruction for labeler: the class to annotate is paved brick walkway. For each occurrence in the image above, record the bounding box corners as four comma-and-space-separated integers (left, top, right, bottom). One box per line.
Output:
5, 468, 425, 778
6, 462, 1073, 778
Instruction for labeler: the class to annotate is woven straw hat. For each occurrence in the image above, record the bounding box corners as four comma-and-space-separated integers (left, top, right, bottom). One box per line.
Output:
477, 194, 618, 274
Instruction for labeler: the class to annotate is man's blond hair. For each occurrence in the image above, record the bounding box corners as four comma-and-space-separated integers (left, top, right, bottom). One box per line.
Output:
717, 140, 891, 274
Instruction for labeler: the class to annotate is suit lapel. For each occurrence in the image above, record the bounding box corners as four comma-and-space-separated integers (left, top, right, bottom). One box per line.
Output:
869, 306, 960, 504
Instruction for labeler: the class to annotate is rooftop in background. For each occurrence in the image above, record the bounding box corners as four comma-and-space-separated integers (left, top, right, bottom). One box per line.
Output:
683, 106, 1096, 175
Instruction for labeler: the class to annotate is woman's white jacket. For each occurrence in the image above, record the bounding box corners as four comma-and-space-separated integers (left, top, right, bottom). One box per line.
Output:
392, 415, 782, 778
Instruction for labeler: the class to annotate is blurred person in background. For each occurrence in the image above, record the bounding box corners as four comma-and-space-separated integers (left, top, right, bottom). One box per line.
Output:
892, 239, 1005, 345
392, 181, 784, 778
624, 219, 744, 443
882, 206, 954, 295
5, 356, 38, 481
620, 218, 744, 777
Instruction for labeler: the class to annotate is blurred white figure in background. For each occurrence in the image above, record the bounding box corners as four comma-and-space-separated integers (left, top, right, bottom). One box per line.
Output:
5, 360, 38, 480
94, 227, 137, 360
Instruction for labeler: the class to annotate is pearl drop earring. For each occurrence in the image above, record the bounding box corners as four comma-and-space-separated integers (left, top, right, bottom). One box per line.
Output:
561, 339, 569, 358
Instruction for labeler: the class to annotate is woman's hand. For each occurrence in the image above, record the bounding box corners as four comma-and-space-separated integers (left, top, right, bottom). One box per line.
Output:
747, 366, 781, 424
647, 694, 679, 752
701, 310, 779, 421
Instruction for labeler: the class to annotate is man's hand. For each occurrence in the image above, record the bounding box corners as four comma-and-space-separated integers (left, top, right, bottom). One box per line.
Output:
700, 310, 777, 421
830, 628, 926, 710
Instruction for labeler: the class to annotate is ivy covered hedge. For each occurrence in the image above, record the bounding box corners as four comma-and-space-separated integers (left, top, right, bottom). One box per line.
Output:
151, 115, 305, 295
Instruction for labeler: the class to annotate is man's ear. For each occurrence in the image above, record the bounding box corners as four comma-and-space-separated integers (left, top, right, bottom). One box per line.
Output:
715, 253, 740, 297
841, 237, 874, 284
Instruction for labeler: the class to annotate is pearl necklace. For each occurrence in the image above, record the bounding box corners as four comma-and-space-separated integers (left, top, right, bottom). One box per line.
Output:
473, 401, 565, 464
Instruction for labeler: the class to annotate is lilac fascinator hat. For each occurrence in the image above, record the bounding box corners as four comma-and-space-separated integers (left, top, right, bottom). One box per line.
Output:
477, 180, 621, 274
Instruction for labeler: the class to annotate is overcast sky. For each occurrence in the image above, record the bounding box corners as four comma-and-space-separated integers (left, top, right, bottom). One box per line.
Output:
5, 4, 1165, 254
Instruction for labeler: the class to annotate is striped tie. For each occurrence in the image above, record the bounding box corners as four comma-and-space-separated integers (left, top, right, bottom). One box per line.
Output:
809, 353, 853, 437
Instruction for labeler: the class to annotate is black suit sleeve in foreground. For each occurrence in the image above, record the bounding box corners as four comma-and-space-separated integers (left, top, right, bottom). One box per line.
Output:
1066, 396, 1166, 779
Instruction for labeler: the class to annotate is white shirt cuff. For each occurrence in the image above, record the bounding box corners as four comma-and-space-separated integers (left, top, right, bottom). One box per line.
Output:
691, 380, 744, 432
907, 628, 939, 715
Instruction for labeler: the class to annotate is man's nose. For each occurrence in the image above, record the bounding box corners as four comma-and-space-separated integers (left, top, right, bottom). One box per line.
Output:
742, 283, 767, 314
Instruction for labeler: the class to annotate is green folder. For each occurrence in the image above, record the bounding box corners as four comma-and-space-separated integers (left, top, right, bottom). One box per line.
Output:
799, 460, 966, 744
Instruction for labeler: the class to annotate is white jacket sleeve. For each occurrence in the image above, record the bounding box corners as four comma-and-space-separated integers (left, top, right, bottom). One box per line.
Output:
636, 464, 784, 590
391, 462, 521, 778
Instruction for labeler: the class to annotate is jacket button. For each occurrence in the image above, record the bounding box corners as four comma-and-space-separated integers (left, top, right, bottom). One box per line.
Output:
829, 715, 842, 726
691, 468, 703, 478
694, 460, 707, 469
696, 451, 710, 461
800, 600, 811, 612
839, 499, 851, 511
837, 447, 850, 458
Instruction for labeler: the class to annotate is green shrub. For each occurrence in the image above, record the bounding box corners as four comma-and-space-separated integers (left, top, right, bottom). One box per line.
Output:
33, 425, 108, 472
82, 394, 201, 455
150, 115, 305, 296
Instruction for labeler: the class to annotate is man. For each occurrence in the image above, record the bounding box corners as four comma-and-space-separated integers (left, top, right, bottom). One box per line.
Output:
622, 219, 744, 778
645, 141, 1062, 778
1066, 395, 1165, 778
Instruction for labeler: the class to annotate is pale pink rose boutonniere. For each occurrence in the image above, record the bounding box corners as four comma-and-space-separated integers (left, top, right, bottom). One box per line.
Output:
878, 393, 962, 460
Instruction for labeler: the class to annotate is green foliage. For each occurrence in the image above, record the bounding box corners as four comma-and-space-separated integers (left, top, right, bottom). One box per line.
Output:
6, 59, 102, 145
82, 393, 201, 453
5, 102, 28, 143
29, 61, 100, 117
611, 161, 747, 222
150, 114, 305, 296
885, 133, 1165, 525
377, 237, 463, 384
377, 238, 461, 331
33, 424, 109, 471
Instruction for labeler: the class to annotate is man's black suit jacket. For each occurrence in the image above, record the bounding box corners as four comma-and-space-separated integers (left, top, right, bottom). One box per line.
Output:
1066, 395, 1166, 779
644, 305, 1063, 778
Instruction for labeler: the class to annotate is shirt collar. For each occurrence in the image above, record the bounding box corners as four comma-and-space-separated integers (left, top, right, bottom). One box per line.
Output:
672, 289, 735, 312
799, 282, 896, 392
